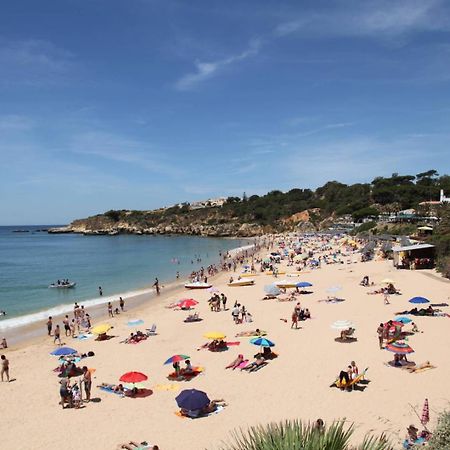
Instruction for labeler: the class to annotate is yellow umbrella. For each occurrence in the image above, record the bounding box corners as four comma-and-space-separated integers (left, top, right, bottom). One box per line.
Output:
91, 324, 112, 335
381, 278, 394, 284
203, 332, 226, 340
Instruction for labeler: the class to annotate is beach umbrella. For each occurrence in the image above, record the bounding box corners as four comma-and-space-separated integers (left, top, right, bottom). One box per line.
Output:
207, 287, 219, 293
176, 388, 210, 411
331, 320, 355, 330
421, 398, 430, 426
409, 296, 430, 304
119, 371, 148, 383
296, 281, 313, 288
127, 319, 144, 327
164, 354, 190, 365
250, 337, 275, 348
177, 299, 198, 309
203, 332, 226, 340
264, 285, 281, 295
381, 278, 395, 284
395, 316, 412, 324
91, 324, 112, 335
385, 342, 414, 354
385, 321, 404, 328
50, 347, 77, 356
327, 285, 342, 294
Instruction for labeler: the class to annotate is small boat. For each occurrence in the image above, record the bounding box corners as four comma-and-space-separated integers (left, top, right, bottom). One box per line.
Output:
228, 279, 255, 287
184, 282, 212, 289
49, 282, 76, 289
274, 280, 297, 289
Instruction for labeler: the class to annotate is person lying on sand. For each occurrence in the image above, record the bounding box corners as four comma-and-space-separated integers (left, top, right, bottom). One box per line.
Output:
241, 357, 267, 372
226, 354, 244, 369
117, 441, 158, 450
99, 383, 124, 393
180, 399, 227, 418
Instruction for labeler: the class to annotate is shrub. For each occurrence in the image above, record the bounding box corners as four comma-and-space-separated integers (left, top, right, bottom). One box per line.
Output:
216, 419, 390, 450
428, 410, 450, 449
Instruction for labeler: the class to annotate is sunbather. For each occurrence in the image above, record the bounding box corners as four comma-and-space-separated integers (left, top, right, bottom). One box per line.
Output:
99, 382, 124, 393
242, 357, 267, 372
226, 354, 244, 369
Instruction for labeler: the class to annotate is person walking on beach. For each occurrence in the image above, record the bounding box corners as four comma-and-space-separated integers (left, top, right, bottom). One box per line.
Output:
54, 324, 61, 346
98, 286, 103, 296
1, 355, 9, 382
221, 293, 227, 310
377, 323, 384, 349
108, 302, 114, 318
119, 297, 125, 312
82, 366, 92, 402
291, 310, 299, 329
47, 316, 53, 336
1, 337, 7, 349
63, 315, 70, 337
153, 278, 160, 295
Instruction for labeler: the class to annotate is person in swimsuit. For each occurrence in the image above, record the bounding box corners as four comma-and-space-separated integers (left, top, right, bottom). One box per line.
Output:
1, 337, 7, 349
1, 355, 9, 382
47, 316, 53, 336
59, 377, 72, 408
54, 325, 61, 346
82, 366, 92, 402
63, 315, 70, 337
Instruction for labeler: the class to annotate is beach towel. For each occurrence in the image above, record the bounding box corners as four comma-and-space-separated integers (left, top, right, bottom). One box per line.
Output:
226, 341, 240, 346
167, 367, 203, 381
99, 386, 124, 396
153, 383, 179, 392
236, 360, 249, 369
77, 333, 93, 340
175, 405, 224, 419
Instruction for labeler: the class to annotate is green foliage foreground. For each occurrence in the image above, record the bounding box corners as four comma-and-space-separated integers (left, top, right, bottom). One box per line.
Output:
216, 419, 391, 450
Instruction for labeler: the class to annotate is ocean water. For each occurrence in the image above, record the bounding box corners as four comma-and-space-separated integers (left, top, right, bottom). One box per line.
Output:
0, 226, 249, 330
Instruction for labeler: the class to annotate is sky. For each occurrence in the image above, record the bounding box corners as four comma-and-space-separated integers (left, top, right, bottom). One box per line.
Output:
1, 0, 450, 225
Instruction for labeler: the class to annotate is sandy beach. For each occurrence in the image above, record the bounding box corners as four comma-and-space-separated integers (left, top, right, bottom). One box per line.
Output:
1, 236, 449, 450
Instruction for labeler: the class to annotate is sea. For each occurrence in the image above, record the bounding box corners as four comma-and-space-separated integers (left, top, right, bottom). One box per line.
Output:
0, 226, 249, 332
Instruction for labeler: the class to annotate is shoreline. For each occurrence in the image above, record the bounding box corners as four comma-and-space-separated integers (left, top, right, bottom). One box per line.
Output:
1, 241, 261, 348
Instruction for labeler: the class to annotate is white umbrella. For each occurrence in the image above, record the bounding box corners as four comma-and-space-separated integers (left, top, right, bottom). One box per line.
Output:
331, 320, 355, 330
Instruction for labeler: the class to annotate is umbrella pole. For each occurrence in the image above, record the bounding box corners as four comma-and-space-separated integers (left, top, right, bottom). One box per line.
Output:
408, 403, 430, 432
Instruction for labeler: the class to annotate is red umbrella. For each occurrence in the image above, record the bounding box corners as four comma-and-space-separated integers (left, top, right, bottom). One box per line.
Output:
385, 342, 414, 354
421, 398, 429, 426
177, 299, 198, 309
119, 371, 148, 383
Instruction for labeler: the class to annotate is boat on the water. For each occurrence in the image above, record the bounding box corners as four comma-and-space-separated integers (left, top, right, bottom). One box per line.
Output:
228, 279, 255, 287
49, 281, 76, 289
184, 282, 212, 289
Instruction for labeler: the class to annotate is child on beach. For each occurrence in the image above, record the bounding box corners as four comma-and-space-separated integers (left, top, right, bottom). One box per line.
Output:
72, 383, 82, 408
54, 325, 61, 345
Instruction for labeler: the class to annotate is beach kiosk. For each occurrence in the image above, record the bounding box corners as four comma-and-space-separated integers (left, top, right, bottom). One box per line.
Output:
392, 243, 435, 270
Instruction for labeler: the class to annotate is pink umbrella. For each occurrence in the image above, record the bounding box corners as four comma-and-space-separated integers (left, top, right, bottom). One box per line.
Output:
421, 398, 429, 426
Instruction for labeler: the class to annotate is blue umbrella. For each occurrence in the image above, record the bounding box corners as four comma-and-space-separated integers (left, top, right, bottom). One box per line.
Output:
409, 297, 430, 304
250, 337, 275, 347
296, 281, 313, 288
264, 285, 281, 295
127, 319, 144, 326
395, 316, 412, 324
50, 347, 77, 356
176, 389, 210, 410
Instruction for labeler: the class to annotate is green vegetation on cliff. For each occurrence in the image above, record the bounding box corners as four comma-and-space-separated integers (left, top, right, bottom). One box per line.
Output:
75, 170, 449, 233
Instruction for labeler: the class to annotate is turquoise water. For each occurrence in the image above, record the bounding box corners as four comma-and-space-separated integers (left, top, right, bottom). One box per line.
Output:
0, 226, 248, 330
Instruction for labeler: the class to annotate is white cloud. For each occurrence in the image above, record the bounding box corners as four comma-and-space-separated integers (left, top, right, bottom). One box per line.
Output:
175, 39, 261, 90
0, 38, 74, 85
70, 131, 183, 176
0, 115, 34, 131
274, 0, 448, 39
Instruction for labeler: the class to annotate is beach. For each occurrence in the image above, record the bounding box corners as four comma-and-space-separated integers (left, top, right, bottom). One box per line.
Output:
1, 235, 449, 449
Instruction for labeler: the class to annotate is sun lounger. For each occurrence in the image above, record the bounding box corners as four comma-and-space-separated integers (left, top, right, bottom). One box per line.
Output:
146, 324, 157, 335
333, 368, 368, 389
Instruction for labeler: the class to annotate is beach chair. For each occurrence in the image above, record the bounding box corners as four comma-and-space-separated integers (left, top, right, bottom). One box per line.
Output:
146, 324, 157, 336
333, 367, 368, 390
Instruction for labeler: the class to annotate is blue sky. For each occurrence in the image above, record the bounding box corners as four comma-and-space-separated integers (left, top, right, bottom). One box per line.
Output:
1, 0, 450, 224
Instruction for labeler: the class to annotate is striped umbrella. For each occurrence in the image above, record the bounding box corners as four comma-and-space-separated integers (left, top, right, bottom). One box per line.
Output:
385, 341, 414, 354
421, 398, 429, 426
164, 354, 190, 365
331, 320, 355, 330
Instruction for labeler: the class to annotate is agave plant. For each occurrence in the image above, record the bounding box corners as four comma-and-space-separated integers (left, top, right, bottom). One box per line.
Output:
216, 419, 391, 450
